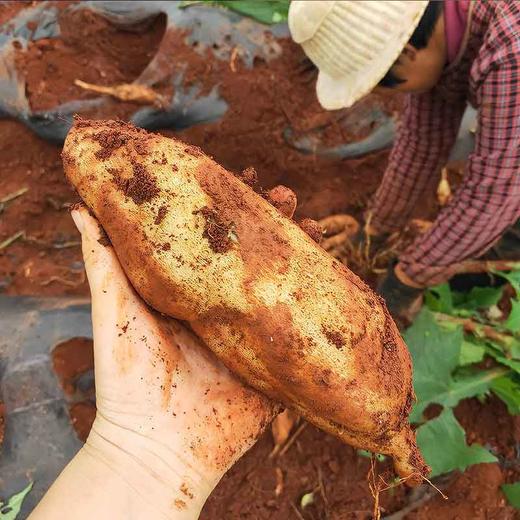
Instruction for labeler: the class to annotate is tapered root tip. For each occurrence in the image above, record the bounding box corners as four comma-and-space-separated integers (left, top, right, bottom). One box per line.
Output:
389, 426, 430, 487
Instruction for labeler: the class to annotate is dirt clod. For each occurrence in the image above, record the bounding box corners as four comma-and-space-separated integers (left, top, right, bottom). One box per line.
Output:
237, 166, 258, 188
92, 129, 130, 160
154, 205, 168, 225
111, 162, 160, 205
197, 206, 233, 254
299, 218, 323, 244
321, 326, 345, 350
267, 185, 297, 219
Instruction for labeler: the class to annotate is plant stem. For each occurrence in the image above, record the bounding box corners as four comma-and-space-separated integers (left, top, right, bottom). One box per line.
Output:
0, 186, 29, 204
433, 312, 514, 347
0, 230, 25, 250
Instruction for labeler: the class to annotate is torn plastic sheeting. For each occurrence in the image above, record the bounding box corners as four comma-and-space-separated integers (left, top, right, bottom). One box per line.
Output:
0, 296, 92, 518
283, 102, 396, 160
0, 0, 288, 142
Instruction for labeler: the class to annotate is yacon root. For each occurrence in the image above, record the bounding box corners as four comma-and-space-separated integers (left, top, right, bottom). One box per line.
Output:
63, 119, 429, 484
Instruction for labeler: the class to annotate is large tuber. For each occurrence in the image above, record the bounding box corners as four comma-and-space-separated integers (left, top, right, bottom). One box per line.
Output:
63, 119, 428, 484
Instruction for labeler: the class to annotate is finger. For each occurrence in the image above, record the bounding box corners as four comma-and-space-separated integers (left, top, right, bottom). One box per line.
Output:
71, 206, 143, 351
71, 206, 132, 297
267, 185, 297, 219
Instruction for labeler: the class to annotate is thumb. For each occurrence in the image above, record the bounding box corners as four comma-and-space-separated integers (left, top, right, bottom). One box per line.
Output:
71, 206, 130, 297
71, 206, 145, 370
71, 206, 134, 339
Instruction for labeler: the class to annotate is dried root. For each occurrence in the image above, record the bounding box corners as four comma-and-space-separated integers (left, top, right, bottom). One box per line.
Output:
74, 79, 168, 108
437, 168, 452, 207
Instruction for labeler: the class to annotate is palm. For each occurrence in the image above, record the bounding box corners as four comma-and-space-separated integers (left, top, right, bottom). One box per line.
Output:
78, 207, 276, 479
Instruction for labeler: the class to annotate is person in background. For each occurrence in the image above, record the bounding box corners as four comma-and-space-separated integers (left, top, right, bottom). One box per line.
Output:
289, 0, 520, 319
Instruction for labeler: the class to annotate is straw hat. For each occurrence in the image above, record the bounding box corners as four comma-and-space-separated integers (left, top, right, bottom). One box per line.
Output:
288, 1, 428, 110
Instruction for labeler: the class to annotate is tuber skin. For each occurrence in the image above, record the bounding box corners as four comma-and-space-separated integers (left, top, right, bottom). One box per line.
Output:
63, 119, 429, 484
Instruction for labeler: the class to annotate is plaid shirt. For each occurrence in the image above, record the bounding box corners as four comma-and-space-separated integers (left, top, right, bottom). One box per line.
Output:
370, 0, 520, 286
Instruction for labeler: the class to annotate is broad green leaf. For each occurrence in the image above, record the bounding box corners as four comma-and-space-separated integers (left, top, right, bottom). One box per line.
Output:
412, 368, 506, 422
459, 338, 486, 365
463, 286, 503, 310
495, 356, 520, 374
490, 337, 520, 360
505, 299, 520, 333
416, 408, 497, 477
491, 375, 520, 414
0, 481, 33, 520
451, 290, 468, 307
425, 284, 453, 313
405, 309, 462, 389
432, 286, 504, 319
502, 482, 520, 509
406, 310, 506, 421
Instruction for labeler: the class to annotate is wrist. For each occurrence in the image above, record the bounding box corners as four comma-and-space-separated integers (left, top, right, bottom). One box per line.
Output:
84, 414, 217, 518
394, 263, 423, 289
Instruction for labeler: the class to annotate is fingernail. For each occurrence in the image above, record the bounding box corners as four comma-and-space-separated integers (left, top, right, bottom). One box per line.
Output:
71, 210, 84, 233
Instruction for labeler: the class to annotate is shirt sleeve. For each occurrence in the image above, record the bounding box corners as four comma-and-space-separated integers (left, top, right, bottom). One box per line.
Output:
399, 51, 520, 287
370, 88, 466, 234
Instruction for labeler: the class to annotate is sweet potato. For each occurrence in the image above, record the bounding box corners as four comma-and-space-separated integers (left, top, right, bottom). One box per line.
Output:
63, 119, 428, 483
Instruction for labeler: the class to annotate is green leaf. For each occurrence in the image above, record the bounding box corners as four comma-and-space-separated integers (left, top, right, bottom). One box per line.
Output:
491, 375, 520, 414
459, 338, 486, 365
505, 299, 520, 333
483, 336, 520, 361
502, 482, 520, 509
499, 358, 520, 373
425, 284, 453, 313
199, 0, 290, 24
405, 309, 462, 388
495, 270, 520, 294
0, 482, 33, 520
413, 368, 507, 422
357, 449, 386, 461
511, 339, 520, 360
405, 310, 507, 421
463, 286, 503, 310
416, 408, 497, 477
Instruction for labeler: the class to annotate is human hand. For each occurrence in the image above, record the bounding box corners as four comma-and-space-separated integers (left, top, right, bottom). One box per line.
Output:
63, 206, 277, 518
